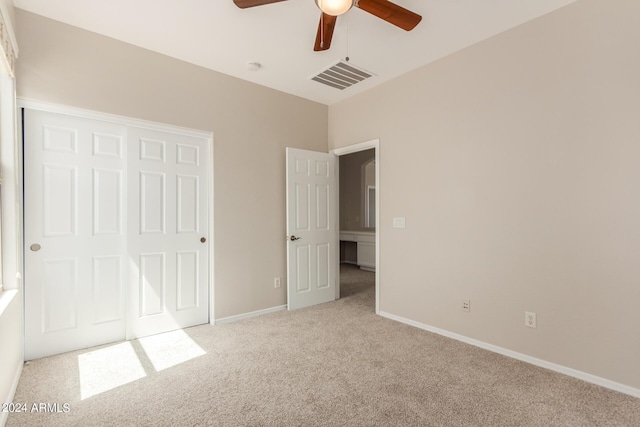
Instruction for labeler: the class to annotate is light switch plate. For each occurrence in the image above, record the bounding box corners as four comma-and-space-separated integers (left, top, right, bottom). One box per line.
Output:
393, 217, 406, 228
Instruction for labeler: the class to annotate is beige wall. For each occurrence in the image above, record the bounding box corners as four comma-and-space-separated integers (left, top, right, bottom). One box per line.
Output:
329, 0, 640, 390
15, 10, 328, 319
339, 149, 375, 231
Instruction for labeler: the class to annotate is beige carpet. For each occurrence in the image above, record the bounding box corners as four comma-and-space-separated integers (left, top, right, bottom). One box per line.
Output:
8, 265, 640, 426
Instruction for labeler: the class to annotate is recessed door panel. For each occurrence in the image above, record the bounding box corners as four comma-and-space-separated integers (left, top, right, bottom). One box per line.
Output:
316, 243, 330, 290
177, 144, 199, 166
140, 138, 166, 162
296, 245, 310, 293
42, 258, 77, 333
176, 251, 198, 310
140, 172, 165, 234
93, 133, 122, 158
93, 168, 121, 235
140, 253, 165, 317
295, 183, 310, 231
315, 160, 329, 178
316, 184, 329, 230
43, 125, 77, 153
93, 255, 123, 324
295, 158, 309, 175
43, 164, 77, 237
177, 175, 198, 233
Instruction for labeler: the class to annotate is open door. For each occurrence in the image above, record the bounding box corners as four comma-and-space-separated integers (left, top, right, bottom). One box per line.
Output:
286, 148, 338, 310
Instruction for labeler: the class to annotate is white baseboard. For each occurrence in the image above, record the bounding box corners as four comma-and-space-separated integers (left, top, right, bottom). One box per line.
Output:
379, 311, 640, 399
0, 361, 23, 427
215, 305, 287, 325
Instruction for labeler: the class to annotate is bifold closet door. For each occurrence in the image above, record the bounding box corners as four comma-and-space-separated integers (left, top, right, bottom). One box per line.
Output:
24, 109, 127, 360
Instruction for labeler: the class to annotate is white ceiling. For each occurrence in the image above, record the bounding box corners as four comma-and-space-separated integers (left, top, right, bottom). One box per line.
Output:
13, 0, 576, 105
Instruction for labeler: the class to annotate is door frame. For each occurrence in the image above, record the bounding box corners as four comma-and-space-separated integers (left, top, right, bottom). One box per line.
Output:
18, 99, 217, 329
331, 139, 380, 314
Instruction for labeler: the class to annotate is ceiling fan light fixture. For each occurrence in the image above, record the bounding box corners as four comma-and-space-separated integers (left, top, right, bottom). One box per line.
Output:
315, 0, 354, 16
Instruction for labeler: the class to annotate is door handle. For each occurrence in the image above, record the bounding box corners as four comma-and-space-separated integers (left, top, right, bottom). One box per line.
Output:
200, 237, 206, 243
289, 235, 301, 241
30, 243, 42, 252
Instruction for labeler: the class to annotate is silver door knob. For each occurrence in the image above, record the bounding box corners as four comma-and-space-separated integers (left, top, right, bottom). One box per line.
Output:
30, 243, 41, 252
289, 235, 301, 241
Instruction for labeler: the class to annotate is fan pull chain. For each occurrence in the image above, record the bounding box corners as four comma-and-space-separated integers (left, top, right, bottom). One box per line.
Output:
345, 13, 350, 62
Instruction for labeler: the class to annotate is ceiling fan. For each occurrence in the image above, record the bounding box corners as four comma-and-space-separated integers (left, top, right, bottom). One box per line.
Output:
233, 0, 422, 52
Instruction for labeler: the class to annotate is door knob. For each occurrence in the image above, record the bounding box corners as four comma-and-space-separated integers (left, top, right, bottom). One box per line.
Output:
30, 243, 42, 252
200, 237, 206, 243
289, 235, 301, 241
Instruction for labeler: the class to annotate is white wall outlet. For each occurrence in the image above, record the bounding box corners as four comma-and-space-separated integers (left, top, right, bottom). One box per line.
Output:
525, 311, 537, 328
462, 300, 470, 313
274, 277, 281, 288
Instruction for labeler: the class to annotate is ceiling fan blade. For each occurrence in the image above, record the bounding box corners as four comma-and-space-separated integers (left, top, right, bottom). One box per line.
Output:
356, 0, 422, 31
233, 0, 287, 8
314, 13, 337, 52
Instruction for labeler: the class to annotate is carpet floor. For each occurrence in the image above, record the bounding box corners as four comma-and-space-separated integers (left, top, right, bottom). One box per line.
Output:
7, 264, 640, 426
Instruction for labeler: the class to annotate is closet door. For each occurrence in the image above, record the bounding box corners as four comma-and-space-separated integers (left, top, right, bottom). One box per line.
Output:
24, 108, 211, 359
24, 109, 127, 360
126, 126, 210, 339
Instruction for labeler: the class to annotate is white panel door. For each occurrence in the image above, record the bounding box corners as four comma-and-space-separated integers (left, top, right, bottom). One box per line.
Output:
24, 109, 127, 360
127, 126, 209, 338
286, 148, 338, 310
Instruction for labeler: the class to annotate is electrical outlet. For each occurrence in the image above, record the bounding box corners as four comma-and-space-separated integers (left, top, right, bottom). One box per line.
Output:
274, 277, 281, 288
393, 217, 406, 228
461, 300, 470, 313
525, 311, 536, 328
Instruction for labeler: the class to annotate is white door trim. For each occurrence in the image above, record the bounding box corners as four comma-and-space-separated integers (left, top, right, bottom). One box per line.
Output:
331, 139, 380, 315
18, 99, 217, 326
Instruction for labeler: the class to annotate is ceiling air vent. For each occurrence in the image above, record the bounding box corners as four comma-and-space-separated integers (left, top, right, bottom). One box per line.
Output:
310, 61, 375, 90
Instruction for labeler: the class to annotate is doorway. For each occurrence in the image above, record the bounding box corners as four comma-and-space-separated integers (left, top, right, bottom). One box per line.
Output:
332, 140, 380, 314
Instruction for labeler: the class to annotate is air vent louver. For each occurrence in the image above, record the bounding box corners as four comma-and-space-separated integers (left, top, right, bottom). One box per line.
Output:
311, 61, 375, 90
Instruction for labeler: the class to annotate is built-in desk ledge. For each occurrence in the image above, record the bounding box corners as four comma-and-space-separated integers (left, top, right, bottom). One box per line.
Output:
339, 230, 375, 243
340, 231, 376, 272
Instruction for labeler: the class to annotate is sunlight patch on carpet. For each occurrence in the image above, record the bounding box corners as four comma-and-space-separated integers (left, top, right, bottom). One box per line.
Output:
78, 342, 146, 400
139, 329, 206, 372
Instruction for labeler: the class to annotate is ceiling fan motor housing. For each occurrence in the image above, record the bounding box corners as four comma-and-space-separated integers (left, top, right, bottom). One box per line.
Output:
315, 0, 355, 16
